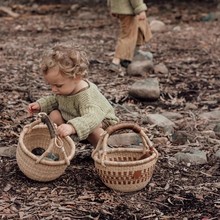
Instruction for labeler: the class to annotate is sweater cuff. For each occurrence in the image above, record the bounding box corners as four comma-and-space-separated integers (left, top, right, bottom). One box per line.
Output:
37, 99, 49, 113
134, 5, 147, 15
68, 119, 90, 141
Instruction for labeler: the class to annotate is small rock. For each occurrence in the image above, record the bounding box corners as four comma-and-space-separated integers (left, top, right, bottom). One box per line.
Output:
200, 12, 220, 22
31, 147, 59, 161
173, 26, 181, 32
133, 51, 153, 62
45, 152, 59, 161
154, 63, 169, 75
32, 147, 45, 156
185, 103, 197, 110
213, 123, 220, 132
0, 146, 16, 158
163, 125, 175, 136
127, 60, 153, 76
170, 131, 188, 145
161, 111, 183, 121
201, 130, 216, 138
77, 11, 97, 20
150, 20, 166, 32
70, 4, 80, 12
215, 149, 220, 159
153, 137, 168, 145
199, 110, 220, 121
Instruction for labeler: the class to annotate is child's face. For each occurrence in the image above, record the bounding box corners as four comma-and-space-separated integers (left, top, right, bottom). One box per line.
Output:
44, 65, 80, 95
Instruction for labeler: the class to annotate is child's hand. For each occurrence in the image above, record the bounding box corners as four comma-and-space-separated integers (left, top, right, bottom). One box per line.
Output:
136, 11, 146, 21
57, 124, 76, 137
28, 102, 41, 116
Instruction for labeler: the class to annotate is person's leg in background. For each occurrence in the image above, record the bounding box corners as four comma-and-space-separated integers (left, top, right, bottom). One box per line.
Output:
110, 15, 138, 72
135, 14, 153, 59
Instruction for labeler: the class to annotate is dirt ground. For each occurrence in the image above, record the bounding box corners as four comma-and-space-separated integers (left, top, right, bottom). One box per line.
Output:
0, 1, 220, 219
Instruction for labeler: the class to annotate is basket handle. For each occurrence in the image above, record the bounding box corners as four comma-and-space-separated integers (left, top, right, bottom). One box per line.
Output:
32, 113, 70, 165
106, 122, 153, 150
92, 122, 154, 164
106, 123, 142, 135
24, 112, 56, 139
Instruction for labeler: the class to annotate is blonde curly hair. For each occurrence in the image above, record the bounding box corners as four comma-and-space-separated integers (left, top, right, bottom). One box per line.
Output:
41, 43, 89, 78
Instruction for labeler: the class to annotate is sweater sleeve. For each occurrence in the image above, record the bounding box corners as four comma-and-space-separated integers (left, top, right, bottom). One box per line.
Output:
37, 95, 58, 114
67, 104, 106, 140
130, 0, 147, 14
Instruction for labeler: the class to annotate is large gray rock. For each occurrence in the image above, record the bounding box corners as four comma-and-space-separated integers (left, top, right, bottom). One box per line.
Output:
143, 113, 175, 135
145, 113, 175, 128
174, 148, 207, 165
129, 78, 160, 100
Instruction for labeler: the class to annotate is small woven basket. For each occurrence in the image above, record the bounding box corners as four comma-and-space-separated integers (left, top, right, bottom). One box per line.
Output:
92, 123, 159, 192
16, 113, 76, 182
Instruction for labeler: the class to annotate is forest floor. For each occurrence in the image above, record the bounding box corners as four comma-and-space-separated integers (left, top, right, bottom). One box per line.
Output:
0, 1, 220, 219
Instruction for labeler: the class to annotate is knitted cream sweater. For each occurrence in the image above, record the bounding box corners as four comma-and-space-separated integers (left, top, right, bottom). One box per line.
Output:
108, 0, 147, 15
37, 81, 119, 140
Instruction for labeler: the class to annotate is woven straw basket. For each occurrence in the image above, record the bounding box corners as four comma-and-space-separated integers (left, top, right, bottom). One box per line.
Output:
92, 123, 159, 192
16, 113, 76, 182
